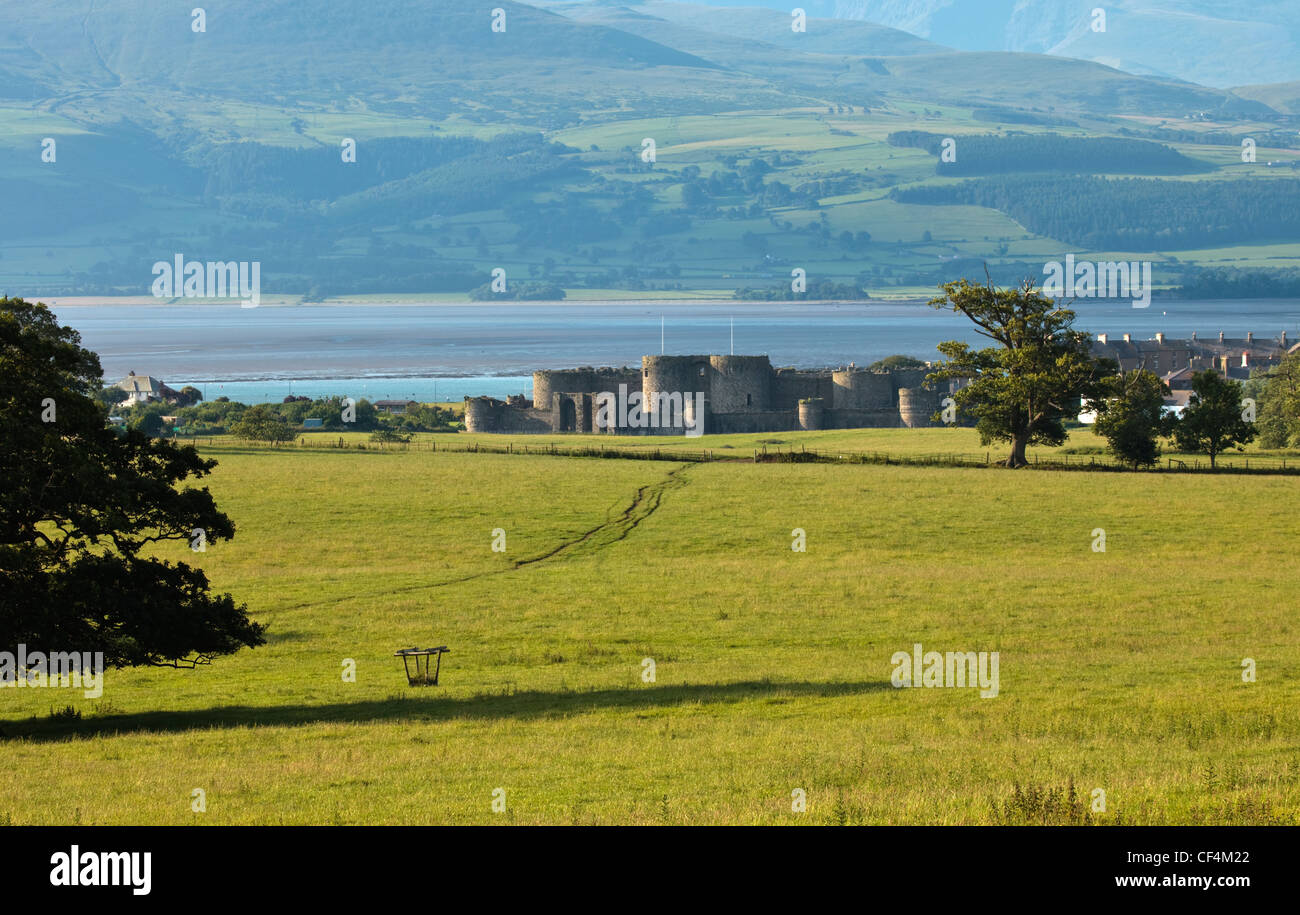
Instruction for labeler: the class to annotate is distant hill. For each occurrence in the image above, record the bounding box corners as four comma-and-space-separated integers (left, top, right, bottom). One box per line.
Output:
1, 0, 776, 129
1, 0, 1270, 136
677, 0, 1300, 89
1233, 82, 1300, 116
543, 1, 1266, 117
555, 0, 948, 55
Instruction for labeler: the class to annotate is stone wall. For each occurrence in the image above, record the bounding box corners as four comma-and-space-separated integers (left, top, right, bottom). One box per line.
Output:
477, 355, 950, 435
532, 368, 639, 411
463, 397, 552, 433
773, 369, 833, 409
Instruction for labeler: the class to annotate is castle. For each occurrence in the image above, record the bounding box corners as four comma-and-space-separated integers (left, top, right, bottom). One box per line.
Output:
464, 330, 1297, 436
464, 354, 956, 435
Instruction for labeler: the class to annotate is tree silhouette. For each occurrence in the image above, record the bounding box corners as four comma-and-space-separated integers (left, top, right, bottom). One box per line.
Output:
0, 298, 265, 669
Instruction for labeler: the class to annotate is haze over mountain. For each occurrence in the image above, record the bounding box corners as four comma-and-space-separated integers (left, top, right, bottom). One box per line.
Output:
680, 0, 1300, 89
2, 0, 1271, 130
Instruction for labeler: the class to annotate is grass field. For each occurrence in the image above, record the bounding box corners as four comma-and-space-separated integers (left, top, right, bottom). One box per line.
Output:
3, 428, 1298, 825
290, 425, 1300, 472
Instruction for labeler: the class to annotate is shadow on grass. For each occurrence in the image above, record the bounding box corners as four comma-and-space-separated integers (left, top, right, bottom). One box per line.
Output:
2, 679, 888, 743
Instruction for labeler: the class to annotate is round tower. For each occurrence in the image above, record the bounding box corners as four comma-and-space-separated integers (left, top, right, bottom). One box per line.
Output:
532, 369, 609, 409
531, 371, 558, 411
797, 397, 824, 431
643, 355, 710, 433
898, 387, 943, 428
463, 396, 497, 433
831, 369, 893, 411
708, 355, 772, 412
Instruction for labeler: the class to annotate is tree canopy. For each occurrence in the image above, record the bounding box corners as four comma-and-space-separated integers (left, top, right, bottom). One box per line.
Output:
230, 404, 297, 443
1254, 349, 1300, 449
1173, 370, 1257, 467
927, 277, 1114, 467
1091, 369, 1170, 469
0, 297, 265, 668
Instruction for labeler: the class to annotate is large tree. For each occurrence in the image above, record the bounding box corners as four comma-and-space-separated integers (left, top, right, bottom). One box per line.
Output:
1172, 370, 1257, 467
1255, 349, 1300, 449
0, 297, 265, 668
1091, 369, 1171, 469
928, 277, 1114, 467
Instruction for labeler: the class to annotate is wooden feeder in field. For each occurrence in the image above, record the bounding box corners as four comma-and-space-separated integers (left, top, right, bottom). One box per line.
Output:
394, 646, 450, 686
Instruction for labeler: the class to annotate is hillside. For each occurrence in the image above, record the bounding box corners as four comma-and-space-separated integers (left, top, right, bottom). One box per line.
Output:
735, 0, 1300, 89
1233, 81, 1300, 116
0, 0, 1297, 302
2, 0, 1267, 128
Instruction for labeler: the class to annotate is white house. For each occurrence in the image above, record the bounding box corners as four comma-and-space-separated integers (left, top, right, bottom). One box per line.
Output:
116, 371, 167, 405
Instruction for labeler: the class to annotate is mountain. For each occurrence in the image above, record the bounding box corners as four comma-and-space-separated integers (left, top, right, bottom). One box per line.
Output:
0, 0, 1295, 302
0, 0, 1270, 138
551, 0, 947, 55
543, 1, 1269, 117
1, 0, 786, 129
678, 0, 1300, 89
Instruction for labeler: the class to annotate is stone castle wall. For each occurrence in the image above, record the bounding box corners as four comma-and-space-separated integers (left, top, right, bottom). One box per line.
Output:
472, 354, 952, 435
470, 335, 1290, 436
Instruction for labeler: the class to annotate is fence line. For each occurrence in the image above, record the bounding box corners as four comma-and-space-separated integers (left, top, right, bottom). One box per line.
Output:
195, 435, 1300, 476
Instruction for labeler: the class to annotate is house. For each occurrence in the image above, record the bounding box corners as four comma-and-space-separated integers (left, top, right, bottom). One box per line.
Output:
1092, 331, 1288, 377
303, 418, 324, 428
1162, 366, 1195, 390
374, 399, 419, 415
116, 371, 167, 404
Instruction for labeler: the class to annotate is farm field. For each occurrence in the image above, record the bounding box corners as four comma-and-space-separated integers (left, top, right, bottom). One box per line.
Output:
291, 425, 1300, 471
4, 435, 1298, 825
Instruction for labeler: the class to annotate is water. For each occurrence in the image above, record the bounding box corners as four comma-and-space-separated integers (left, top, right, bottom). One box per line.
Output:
50, 299, 1300, 404
179, 375, 533, 404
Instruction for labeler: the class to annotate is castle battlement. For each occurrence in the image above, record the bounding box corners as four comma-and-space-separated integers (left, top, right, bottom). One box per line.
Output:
465, 354, 957, 435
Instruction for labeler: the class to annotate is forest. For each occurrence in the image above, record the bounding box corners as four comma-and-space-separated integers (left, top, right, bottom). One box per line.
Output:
892, 177, 1300, 250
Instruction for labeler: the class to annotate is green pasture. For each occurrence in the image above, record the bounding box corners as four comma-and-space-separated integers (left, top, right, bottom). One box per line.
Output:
4, 430, 1297, 824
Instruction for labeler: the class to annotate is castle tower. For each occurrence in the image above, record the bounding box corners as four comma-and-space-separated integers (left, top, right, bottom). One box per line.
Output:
463, 396, 498, 433
708, 355, 772, 412
642, 355, 712, 435
797, 398, 824, 431
831, 369, 893, 411
898, 387, 944, 428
